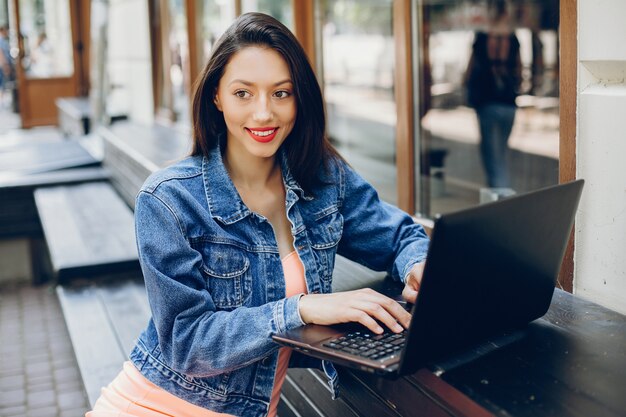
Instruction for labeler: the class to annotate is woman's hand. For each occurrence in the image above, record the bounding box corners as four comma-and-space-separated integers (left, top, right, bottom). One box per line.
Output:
401, 262, 425, 304
298, 288, 411, 334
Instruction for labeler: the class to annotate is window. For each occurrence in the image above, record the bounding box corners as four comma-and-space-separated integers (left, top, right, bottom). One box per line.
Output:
154, 0, 191, 125
319, 0, 397, 204
195, 0, 235, 71
241, 0, 293, 29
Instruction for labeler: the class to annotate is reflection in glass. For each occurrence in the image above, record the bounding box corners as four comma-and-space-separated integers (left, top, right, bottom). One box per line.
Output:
195, 0, 235, 69
1, 1, 8, 27
18, 0, 73, 78
320, 0, 397, 204
416, 0, 559, 217
241, 0, 293, 30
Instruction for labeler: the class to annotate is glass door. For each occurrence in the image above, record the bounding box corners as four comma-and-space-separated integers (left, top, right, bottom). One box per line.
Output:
11, 0, 82, 127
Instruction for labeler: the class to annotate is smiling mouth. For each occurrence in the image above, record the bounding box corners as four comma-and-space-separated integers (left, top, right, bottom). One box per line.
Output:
246, 127, 278, 143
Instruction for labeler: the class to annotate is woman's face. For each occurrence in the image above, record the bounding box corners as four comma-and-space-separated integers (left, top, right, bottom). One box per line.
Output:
214, 46, 296, 161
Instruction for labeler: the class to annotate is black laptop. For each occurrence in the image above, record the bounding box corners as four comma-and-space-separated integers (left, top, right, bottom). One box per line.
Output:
272, 180, 584, 376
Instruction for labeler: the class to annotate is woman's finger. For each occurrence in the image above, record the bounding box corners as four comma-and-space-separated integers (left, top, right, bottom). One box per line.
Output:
359, 291, 412, 328
355, 301, 404, 333
351, 310, 384, 334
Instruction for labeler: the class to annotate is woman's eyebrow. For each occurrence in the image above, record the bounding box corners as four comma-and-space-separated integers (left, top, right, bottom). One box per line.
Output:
228, 79, 293, 87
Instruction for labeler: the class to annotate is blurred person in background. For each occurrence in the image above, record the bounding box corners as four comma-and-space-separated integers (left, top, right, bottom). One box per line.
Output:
0, 25, 15, 106
466, 0, 522, 188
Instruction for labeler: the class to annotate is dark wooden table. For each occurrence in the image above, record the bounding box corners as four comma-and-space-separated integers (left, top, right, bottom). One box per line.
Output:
303, 259, 626, 417
440, 289, 626, 417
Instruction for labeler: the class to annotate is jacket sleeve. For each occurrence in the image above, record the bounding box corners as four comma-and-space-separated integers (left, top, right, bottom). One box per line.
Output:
135, 190, 304, 378
335, 160, 429, 282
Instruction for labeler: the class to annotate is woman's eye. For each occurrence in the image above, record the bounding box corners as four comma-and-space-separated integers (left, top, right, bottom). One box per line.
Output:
274, 90, 291, 99
234, 90, 250, 99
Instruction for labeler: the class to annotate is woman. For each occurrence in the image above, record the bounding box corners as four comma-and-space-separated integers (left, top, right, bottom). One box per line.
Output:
87, 12, 429, 417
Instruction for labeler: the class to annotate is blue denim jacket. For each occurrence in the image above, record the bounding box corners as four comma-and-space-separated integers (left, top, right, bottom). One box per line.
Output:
129, 144, 429, 416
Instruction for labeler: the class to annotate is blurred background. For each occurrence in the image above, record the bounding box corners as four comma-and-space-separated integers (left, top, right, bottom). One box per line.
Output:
1, 0, 561, 218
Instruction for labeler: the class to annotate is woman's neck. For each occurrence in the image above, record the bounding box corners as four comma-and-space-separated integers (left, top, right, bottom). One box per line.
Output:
223, 146, 281, 191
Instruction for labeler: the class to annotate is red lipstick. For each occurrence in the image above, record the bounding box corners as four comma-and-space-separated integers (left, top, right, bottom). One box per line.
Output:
246, 127, 278, 143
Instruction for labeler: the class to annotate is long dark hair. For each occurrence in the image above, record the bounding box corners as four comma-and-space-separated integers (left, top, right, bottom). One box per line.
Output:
191, 12, 339, 194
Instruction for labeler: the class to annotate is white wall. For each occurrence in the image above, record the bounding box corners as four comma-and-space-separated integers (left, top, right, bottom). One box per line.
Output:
575, 0, 626, 314
106, 0, 154, 125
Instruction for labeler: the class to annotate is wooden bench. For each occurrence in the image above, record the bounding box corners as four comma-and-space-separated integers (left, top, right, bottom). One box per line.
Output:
0, 167, 110, 238
57, 279, 150, 407
42, 123, 177, 406
0, 167, 111, 284
0, 140, 101, 176
34, 181, 141, 283
0, 131, 109, 285
56, 97, 92, 138
98, 121, 190, 208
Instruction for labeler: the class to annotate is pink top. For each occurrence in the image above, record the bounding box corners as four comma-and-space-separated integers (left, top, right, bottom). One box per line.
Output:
267, 250, 308, 417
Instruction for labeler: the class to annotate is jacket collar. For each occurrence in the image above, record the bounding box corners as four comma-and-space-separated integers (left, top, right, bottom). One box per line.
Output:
278, 149, 314, 202
202, 143, 311, 225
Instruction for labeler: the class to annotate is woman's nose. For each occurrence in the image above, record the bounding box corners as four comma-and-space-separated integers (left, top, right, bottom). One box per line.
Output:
253, 96, 272, 122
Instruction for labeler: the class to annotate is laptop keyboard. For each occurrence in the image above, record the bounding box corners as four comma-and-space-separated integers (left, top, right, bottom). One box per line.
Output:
322, 331, 406, 361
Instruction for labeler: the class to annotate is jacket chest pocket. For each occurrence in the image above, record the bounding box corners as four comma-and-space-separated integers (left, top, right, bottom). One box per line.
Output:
200, 245, 250, 310
308, 208, 343, 288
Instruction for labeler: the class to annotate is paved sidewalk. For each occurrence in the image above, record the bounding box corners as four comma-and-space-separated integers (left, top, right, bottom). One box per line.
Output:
0, 281, 90, 417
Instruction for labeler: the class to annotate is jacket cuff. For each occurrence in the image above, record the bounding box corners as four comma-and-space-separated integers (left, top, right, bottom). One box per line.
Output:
402, 258, 426, 284
293, 293, 306, 326
274, 294, 306, 333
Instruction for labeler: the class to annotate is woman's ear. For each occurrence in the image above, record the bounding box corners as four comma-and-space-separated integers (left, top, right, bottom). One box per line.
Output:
214, 94, 222, 112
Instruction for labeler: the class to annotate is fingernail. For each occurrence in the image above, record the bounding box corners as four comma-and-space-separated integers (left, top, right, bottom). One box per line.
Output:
395, 324, 403, 332
376, 326, 384, 334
